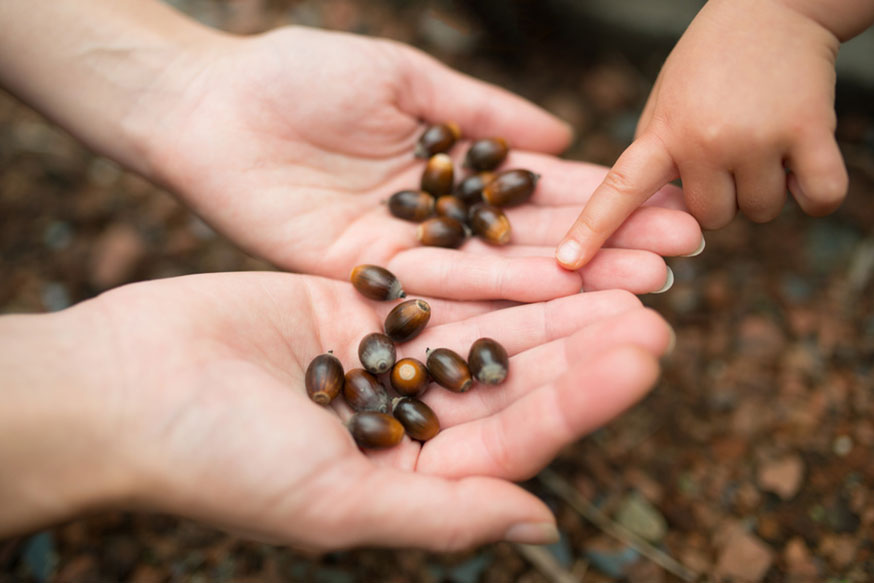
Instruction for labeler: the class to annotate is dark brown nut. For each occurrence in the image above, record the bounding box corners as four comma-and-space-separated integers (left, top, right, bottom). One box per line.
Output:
344, 368, 391, 413
421, 153, 455, 197
464, 137, 508, 171
426, 347, 473, 393
482, 169, 539, 207
454, 171, 495, 206
392, 397, 440, 441
417, 216, 466, 248
415, 122, 461, 158
384, 299, 431, 343
388, 190, 435, 222
347, 411, 404, 449
350, 264, 405, 301
469, 203, 511, 245
435, 195, 469, 224
468, 337, 509, 385
305, 352, 344, 405
390, 357, 430, 396
358, 332, 397, 375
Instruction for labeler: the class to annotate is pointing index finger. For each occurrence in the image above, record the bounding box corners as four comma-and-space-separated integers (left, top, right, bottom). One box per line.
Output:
555, 133, 677, 270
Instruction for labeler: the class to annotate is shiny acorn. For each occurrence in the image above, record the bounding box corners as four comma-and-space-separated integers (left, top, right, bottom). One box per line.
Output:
469, 203, 511, 245
392, 397, 440, 441
347, 411, 405, 449
358, 332, 397, 375
435, 195, 469, 224
390, 357, 430, 396
426, 347, 473, 393
305, 352, 344, 406
415, 122, 461, 158
387, 190, 435, 222
350, 264, 405, 301
343, 368, 390, 413
417, 216, 466, 248
468, 337, 509, 385
464, 137, 509, 171
384, 299, 431, 343
454, 171, 495, 206
421, 153, 455, 197
482, 169, 539, 207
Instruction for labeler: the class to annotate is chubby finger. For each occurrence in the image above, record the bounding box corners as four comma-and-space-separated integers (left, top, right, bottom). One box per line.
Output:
556, 133, 677, 270
678, 162, 738, 229
418, 345, 661, 480
734, 158, 788, 223
786, 133, 848, 216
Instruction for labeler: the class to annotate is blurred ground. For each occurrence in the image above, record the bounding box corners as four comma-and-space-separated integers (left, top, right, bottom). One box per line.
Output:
1, 1, 873, 581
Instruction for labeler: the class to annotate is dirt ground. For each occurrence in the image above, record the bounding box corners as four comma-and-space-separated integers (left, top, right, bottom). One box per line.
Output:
1, 1, 873, 581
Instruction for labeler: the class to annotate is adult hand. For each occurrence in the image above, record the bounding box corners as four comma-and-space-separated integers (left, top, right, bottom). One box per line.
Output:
0, 272, 673, 550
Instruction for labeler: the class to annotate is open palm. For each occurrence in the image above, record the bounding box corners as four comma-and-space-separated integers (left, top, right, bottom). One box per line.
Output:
87, 271, 672, 551
143, 26, 702, 300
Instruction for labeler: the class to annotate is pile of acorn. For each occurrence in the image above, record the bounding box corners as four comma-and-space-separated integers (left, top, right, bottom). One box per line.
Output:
388, 122, 540, 247
305, 264, 510, 450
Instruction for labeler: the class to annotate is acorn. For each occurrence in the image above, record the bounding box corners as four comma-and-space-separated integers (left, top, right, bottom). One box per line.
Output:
384, 299, 431, 343
350, 264, 405, 301
421, 153, 455, 197
417, 216, 466, 248
305, 352, 344, 406
482, 169, 539, 207
392, 397, 440, 441
358, 332, 397, 375
469, 203, 511, 245
387, 190, 435, 222
390, 357, 430, 396
435, 195, 469, 224
415, 122, 461, 159
468, 337, 509, 385
426, 347, 473, 393
464, 137, 508, 171
454, 171, 495, 206
343, 368, 391, 413
347, 411, 405, 449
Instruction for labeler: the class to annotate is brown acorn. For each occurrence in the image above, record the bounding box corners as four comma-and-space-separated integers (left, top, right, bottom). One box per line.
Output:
464, 137, 509, 171
387, 190, 435, 223
426, 347, 473, 393
358, 332, 397, 375
435, 195, 469, 224
384, 299, 431, 343
469, 203, 511, 245
390, 357, 430, 396
343, 368, 391, 413
415, 122, 461, 158
392, 397, 440, 441
347, 411, 404, 449
454, 171, 495, 206
350, 265, 405, 301
468, 337, 509, 385
305, 352, 344, 405
416, 216, 466, 248
482, 169, 539, 207
421, 153, 455, 197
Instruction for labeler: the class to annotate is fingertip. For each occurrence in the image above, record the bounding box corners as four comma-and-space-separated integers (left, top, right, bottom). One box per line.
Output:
788, 137, 849, 217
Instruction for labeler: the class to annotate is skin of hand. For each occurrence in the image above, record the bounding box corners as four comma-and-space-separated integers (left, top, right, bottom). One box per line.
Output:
0, 272, 673, 550
555, 0, 874, 270
0, 1, 703, 299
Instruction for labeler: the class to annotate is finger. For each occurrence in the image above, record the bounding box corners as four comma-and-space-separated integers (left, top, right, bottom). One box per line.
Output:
677, 162, 738, 229
418, 345, 660, 480
734, 158, 788, 222
395, 49, 572, 154
556, 133, 677, 270
424, 308, 673, 427
786, 133, 848, 216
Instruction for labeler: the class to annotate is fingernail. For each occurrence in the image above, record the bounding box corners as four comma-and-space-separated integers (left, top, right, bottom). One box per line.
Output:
653, 266, 674, 294
556, 239, 581, 268
681, 237, 706, 257
504, 522, 560, 545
